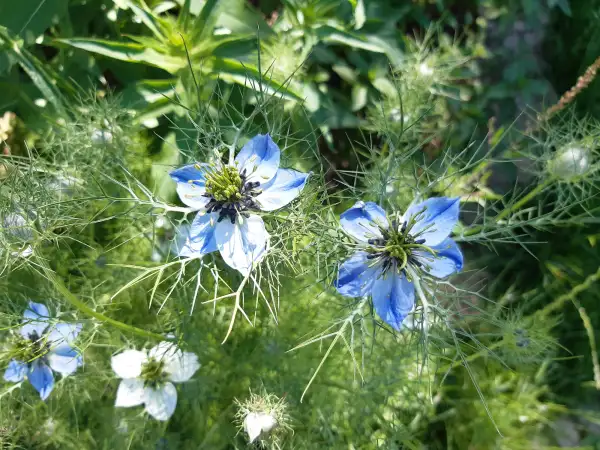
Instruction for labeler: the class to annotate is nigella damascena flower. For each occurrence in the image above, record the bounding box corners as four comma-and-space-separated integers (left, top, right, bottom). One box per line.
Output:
3, 302, 83, 400
112, 342, 200, 421
169, 134, 310, 275
335, 198, 463, 330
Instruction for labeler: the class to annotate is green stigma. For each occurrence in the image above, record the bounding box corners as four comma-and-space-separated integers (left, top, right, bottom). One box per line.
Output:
141, 358, 167, 387
12, 336, 49, 362
204, 165, 243, 203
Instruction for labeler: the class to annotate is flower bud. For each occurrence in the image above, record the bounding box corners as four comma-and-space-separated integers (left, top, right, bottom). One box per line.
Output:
91, 129, 113, 145
235, 389, 290, 448
548, 144, 592, 181
244, 411, 278, 444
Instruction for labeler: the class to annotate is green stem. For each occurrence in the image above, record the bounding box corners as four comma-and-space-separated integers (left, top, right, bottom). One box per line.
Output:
37, 259, 167, 342
463, 178, 553, 237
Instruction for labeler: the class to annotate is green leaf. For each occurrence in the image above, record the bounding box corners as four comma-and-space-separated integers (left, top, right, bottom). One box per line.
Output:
354, 0, 366, 30
151, 132, 180, 201
0, 0, 68, 42
315, 25, 387, 54
191, 0, 222, 45
118, 0, 167, 40
55, 38, 186, 73
351, 84, 368, 112
0, 27, 66, 115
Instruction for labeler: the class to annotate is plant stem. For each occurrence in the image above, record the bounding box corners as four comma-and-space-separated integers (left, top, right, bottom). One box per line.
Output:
37, 259, 168, 341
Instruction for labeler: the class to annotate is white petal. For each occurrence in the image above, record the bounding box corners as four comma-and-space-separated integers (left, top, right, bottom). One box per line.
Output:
115, 378, 145, 407
255, 168, 310, 211
46, 322, 83, 353
215, 215, 269, 275
164, 351, 200, 383
244, 412, 278, 443
47, 347, 82, 376
144, 382, 178, 421
111, 349, 147, 379
234, 134, 280, 184
148, 341, 177, 361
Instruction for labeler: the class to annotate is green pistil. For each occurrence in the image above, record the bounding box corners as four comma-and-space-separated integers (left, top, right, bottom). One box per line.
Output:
141, 358, 167, 387
12, 336, 49, 363
204, 165, 243, 203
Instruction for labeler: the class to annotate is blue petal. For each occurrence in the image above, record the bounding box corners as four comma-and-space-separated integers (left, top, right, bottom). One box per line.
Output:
169, 164, 210, 210
28, 361, 54, 400
415, 238, 463, 278
340, 201, 388, 243
184, 212, 219, 256
255, 169, 310, 211
335, 251, 382, 297
47, 322, 83, 353
48, 346, 83, 376
403, 197, 460, 246
234, 134, 280, 184
20, 301, 50, 339
372, 270, 415, 331
4, 360, 27, 382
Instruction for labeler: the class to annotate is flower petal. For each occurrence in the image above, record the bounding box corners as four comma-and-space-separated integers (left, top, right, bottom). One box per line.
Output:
169, 164, 210, 210
340, 201, 387, 243
4, 359, 27, 382
215, 214, 269, 276
164, 351, 200, 383
115, 378, 145, 408
372, 270, 415, 331
403, 197, 460, 246
255, 168, 310, 211
28, 361, 54, 400
48, 346, 83, 376
111, 349, 147, 379
46, 322, 83, 353
244, 412, 278, 444
335, 251, 382, 297
234, 134, 280, 184
20, 301, 50, 339
184, 212, 219, 256
415, 238, 463, 278
148, 341, 177, 361
144, 382, 178, 421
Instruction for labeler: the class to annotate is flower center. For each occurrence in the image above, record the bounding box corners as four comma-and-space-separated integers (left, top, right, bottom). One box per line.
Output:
204, 165, 243, 203
202, 164, 262, 223
13, 332, 50, 362
141, 357, 167, 387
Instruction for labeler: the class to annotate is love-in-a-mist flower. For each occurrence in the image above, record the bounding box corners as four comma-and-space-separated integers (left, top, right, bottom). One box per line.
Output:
112, 342, 200, 421
3, 302, 83, 400
169, 134, 310, 275
335, 198, 463, 330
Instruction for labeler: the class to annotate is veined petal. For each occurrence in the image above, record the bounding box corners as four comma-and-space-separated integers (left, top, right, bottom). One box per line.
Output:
185, 212, 219, 256
403, 197, 460, 246
372, 270, 415, 331
144, 382, 178, 421
244, 412, 278, 444
335, 251, 382, 297
115, 378, 145, 408
164, 351, 200, 383
148, 341, 178, 361
4, 359, 27, 382
340, 201, 387, 243
48, 346, 83, 376
415, 238, 463, 278
170, 164, 210, 210
46, 322, 82, 353
215, 215, 269, 276
255, 169, 310, 212
235, 134, 280, 184
111, 349, 147, 379
20, 301, 50, 339
28, 361, 54, 400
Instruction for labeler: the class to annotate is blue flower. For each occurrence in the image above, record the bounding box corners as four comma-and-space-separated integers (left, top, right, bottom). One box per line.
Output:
170, 134, 310, 275
335, 198, 463, 330
3, 302, 83, 400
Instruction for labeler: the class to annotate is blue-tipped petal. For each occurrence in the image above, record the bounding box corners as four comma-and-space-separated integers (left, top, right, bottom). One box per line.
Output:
372, 270, 415, 331
169, 164, 210, 210
215, 214, 269, 276
255, 169, 310, 211
340, 201, 388, 243
415, 238, 463, 278
46, 322, 83, 353
234, 134, 280, 184
48, 346, 83, 376
28, 361, 54, 400
4, 359, 27, 382
335, 251, 382, 297
185, 212, 219, 256
403, 197, 460, 246
20, 301, 50, 339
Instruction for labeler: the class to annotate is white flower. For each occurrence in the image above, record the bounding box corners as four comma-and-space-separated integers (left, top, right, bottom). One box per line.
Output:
244, 411, 278, 443
111, 342, 200, 421
91, 129, 113, 145
549, 144, 592, 181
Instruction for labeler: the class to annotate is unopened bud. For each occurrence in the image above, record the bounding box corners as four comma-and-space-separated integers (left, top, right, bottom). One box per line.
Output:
91, 129, 113, 145
548, 144, 592, 181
